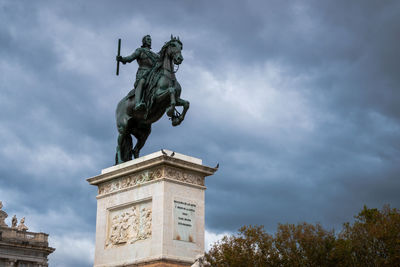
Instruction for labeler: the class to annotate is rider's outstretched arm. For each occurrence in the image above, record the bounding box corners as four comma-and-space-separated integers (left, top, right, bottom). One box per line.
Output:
121, 48, 141, 64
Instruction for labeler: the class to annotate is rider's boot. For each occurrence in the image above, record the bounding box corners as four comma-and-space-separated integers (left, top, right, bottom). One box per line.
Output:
134, 85, 146, 111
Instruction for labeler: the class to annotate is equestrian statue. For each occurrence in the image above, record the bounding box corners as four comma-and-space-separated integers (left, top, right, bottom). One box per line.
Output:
115, 35, 189, 164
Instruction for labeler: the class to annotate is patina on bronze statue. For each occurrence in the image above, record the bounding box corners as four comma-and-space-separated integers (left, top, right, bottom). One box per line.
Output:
115, 35, 189, 164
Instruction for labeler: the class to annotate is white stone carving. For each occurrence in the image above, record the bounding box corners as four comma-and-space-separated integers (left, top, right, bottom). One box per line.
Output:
0, 201, 8, 227
191, 254, 209, 267
17, 217, 28, 231
98, 167, 162, 195
11, 215, 17, 228
106, 203, 152, 248
97, 166, 204, 196
165, 166, 204, 186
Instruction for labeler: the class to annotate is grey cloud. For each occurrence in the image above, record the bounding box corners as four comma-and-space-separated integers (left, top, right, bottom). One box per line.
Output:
0, 1, 399, 266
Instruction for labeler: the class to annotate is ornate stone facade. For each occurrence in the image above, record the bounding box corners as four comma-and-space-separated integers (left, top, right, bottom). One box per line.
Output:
0, 202, 55, 267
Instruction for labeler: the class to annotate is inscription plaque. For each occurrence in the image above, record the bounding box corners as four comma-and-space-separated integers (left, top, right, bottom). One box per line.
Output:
173, 199, 196, 242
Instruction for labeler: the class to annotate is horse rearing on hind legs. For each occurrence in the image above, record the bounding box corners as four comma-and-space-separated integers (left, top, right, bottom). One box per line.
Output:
115, 35, 189, 164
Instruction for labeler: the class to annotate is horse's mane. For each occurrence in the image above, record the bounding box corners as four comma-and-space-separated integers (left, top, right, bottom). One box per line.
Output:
147, 38, 182, 84
157, 39, 183, 61
144, 38, 183, 109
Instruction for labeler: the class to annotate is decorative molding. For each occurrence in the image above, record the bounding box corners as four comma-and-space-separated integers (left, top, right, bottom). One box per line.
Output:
164, 166, 204, 186
98, 167, 163, 195
97, 166, 204, 196
87, 154, 216, 187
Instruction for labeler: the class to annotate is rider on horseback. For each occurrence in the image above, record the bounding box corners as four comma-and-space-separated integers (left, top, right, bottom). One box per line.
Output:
115, 35, 189, 163
116, 35, 160, 111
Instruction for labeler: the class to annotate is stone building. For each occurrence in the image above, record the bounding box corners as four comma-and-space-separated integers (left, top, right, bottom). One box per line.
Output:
0, 201, 55, 267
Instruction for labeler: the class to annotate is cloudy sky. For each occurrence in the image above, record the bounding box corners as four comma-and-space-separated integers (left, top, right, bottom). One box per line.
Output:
1, 0, 399, 266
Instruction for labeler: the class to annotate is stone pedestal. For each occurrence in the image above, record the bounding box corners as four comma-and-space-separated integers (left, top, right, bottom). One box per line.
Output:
87, 150, 217, 267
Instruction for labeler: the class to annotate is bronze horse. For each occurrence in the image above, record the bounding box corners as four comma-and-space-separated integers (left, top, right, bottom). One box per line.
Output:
115, 36, 189, 164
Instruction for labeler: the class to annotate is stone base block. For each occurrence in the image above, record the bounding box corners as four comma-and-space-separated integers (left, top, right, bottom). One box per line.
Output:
87, 150, 217, 267
125, 259, 191, 267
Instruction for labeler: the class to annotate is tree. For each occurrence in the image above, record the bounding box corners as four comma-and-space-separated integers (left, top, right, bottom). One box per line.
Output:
273, 223, 337, 266
205, 205, 400, 267
336, 205, 400, 266
205, 225, 273, 267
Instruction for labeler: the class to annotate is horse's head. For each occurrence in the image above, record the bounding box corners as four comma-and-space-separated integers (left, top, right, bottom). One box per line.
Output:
160, 35, 183, 65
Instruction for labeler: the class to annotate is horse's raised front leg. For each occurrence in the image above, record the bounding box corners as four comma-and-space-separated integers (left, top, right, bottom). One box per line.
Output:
172, 98, 190, 126
165, 87, 177, 117
154, 86, 176, 117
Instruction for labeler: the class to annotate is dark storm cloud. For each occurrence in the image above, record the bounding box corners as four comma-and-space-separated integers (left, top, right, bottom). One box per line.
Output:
1, 0, 399, 266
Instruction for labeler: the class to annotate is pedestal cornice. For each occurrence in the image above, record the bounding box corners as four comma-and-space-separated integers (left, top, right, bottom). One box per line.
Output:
87, 152, 217, 187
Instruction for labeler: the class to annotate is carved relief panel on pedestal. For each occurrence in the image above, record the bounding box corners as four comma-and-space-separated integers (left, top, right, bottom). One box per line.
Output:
106, 200, 152, 248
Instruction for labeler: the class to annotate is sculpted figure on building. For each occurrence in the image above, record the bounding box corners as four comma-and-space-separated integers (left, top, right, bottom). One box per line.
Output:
0, 201, 7, 227
11, 215, 17, 228
17, 217, 29, 231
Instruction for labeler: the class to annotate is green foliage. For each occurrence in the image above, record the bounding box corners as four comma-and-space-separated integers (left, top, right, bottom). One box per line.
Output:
337, 205, 400, 266
206, 225, 273, 267
205, 205, 400, 267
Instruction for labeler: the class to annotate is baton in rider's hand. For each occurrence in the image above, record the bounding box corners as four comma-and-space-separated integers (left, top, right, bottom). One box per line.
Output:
116, 38, 121, 76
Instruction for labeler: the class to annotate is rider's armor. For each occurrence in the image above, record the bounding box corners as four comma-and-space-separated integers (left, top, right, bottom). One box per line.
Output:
126, 47, 159, 102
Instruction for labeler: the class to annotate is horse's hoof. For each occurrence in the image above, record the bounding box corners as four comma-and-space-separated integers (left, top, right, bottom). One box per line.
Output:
133, 149, 139, 159
172, 117, 181, 126
166, 107, 174, 117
